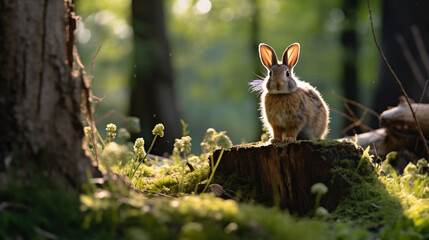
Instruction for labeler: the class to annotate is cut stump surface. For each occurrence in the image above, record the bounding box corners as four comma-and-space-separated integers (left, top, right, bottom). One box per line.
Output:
212, 140, 371, 215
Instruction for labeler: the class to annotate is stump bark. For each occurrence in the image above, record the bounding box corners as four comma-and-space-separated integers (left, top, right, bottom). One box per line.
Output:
211, 140, 370, 215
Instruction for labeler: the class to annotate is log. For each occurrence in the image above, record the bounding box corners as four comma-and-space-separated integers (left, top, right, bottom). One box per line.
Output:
211, 140, 371, 215
339, 128, 426, 173
380, 101, 429, 135
337, 128, 421, 157
339, 128, 387, 155
339, 99, 429, 159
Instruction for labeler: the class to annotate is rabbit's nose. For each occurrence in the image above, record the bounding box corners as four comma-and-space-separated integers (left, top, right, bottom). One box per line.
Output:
276, 84, 281, 90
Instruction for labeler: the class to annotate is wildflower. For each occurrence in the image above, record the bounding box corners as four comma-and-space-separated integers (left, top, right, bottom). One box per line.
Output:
174, 136, 192, 154
93, 143, 103, 151
101, 142, 125, 167
188, 156, 203, 165
216, 132, 232, 149
205, 128, 216, 139
106, 123, 117, 140
118, 128, 131, 140
84, 126, 92, 137
152, 123, 165, 137
201, 128, 219, 153
133, 138, 146, 159
311, 183, 328, 195
201, 128, 232, 153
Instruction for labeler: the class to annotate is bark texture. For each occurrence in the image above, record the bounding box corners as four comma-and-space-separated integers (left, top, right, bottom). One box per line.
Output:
212, 141, 370, 215
0, 0, 99, 185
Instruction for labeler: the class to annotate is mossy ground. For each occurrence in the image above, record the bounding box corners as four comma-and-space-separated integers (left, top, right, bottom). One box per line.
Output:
2, 127, 429, 239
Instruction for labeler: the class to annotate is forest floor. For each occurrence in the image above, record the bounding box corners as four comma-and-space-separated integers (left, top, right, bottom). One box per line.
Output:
1, 122, 429, 240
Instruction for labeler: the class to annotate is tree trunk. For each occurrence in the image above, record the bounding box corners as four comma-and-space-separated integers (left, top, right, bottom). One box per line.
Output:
249, 0, 263, 138
341, 0, 359, 135
129, 0, 181, 155
212, 141, 370, 215
0, 0, 100, 185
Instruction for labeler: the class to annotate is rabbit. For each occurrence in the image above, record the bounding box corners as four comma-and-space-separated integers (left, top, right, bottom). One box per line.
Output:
251, 43, 329, 143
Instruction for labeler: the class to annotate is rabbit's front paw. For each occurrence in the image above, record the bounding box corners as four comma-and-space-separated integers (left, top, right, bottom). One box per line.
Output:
282, 137, 295, 142
270, 138, 281, 144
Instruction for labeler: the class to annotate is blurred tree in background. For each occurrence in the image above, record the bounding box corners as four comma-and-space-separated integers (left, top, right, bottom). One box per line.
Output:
129, 0, 181, 155
75, 0, 381, 154
340, 0, 358, 134
370, 0, 429, 127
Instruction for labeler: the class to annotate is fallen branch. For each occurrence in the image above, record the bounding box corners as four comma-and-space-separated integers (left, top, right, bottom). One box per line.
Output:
380, 100, 429, 135
331, 107, 373, 133
330, 91, 376, 134
332, 91, 379, 118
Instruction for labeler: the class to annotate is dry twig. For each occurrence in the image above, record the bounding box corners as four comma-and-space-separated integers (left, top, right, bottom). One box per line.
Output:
341, 111, 369, 135
330, 91, 375, 134
332, 91, 379, 118
418, 80, 429, 104
95, 109, 128, 123
77, 45, 102, 163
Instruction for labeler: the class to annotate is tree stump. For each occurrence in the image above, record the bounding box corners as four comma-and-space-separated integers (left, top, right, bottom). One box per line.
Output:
211, 140, 371, 215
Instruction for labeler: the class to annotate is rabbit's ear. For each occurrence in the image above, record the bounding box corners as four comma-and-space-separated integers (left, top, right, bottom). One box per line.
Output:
282, 43, 300, 69
259, 43, 278, 70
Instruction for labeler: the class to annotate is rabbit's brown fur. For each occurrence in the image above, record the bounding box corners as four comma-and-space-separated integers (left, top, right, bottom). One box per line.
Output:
258, 43, 329, 142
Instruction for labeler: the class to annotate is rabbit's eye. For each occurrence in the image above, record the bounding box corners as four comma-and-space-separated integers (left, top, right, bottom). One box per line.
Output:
286, 71, 290, 77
